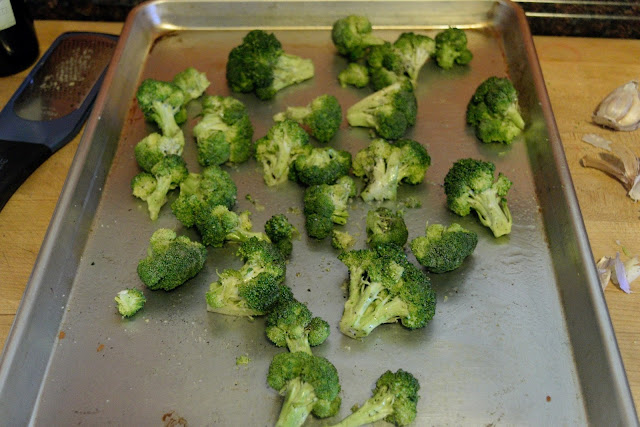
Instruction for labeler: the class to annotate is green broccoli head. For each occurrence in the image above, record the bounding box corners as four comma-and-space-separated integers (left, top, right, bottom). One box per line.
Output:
346, 80, 417, 140
134, 132, 185, 173
291, 147, 352, 186
466, 76, 525, 144
265, 213, 299, 259
274, 94, 342, 143
338, 62, 370, 88
267, 352, 342, 426
410, 223, 478, 273
331, 15, 386, 60
131, 154, 188, 221
255, 119, 311, 186
366, 207, 409, 248
266, 298, 330, 354
137, 228, 207, 291
303, 176, 357, 239
367, 42, 405, 91
172, 67, 210, 103
170, 165, 238, 228
136, 78, 186, 137
338, 244, 436, 338
443, 158, 513, 237
434, 27, 473, 69
352, 138, 430, 202
114, 288, 146, 318
195, 205, 269, 247
393, 32, 436, 87
331, 229, 356, 251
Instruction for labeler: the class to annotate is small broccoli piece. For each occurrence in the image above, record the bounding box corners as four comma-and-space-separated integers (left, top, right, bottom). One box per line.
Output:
267, 352, 342, 426
466, 76, 525, 144
171, 165, 238, 227
331, 369, 420, 427
367, 42, 406, 91
255, 119, 311, 186
338, 62, 370, 88
137, 228, 207, 291
134, 132, 185, 172
131, 154, 188, 221
331, 229, 356, 251
114, 289, 146, 318
338, 244, 436, 338
346, 81, 417, 140
366, 207, 408, 248
266, 297, 330, 354
172, 67, 210, 103
352, 138, 430, 202
274, 95, 342, 143
265, 213, 300, 259
393, 32, 436, 87
195, 205, 269, 247
303, 176, 357, 239
206, 237, 287, 317
443, 158, 513, 237
410, 223, 478, 273
136, 78, 186, 137
291, 147, 352, 186
331, 15, 385, 60
192, 95, 254, 166
434, 27, 473, 69
226, 29, 314, 100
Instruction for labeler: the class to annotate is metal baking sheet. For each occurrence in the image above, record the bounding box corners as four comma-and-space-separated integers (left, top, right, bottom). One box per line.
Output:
0, 1, 637, 425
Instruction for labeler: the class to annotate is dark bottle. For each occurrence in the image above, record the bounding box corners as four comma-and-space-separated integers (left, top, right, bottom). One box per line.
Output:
0, 0, 39, 77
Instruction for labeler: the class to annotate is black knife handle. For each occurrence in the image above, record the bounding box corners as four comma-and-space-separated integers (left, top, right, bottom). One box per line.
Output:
0, 140, 52, 211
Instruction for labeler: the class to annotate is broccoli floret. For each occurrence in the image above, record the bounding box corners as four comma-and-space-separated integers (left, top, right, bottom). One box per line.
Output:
338, 62, 370, 88
434, 27, 473, 69
136, 78, 186, 137
131, 154, 188, 221
291, 147, 352, 186
466, 76, 525, 144
114, 288, 146, 318
192, 95, 254, 166
346, 81, 417, 140
255, 119, 311, 186
331, 229, 356, 251
267, 352, 341, 426
331, 369, 420, 427
265, 213, 300, 259
352, 138, 430, 202
172, 67, 210, 103
331, 15, 385, 60
367, 42, 406, 91
171, 165, 238, 228
274, 94, 342, 143
443, 158, 513, 237
266, 297, 330, 354
195, 205, 269, 248
366, 207, 408, 248
137, 228, 207, 291
226, 29, 314, 100
410, 223, 478, 273
205, 237, 287, 317
134, 132, 185, 173
338, 244, 436, 338
303, 176, 357, 239
393, 32, 436, 87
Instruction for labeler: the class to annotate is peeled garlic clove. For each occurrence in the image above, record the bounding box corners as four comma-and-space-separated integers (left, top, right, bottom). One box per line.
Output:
593, 80, 640, 131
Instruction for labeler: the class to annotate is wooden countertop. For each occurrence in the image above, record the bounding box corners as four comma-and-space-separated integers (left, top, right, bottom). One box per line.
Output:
1, 20, 640, 413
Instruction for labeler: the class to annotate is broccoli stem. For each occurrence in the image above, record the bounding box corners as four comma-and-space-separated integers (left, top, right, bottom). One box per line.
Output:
361, 158, 400, 202
276, 377, 317, 427
468, 189, 513, 237
271, 53, 315, 93
152, 100, 181, 137
286, 336, 313, 355
506, 104, 525, 130
278, 106, 310, 123
205, 277, 264, 317
331, 391, 395, 427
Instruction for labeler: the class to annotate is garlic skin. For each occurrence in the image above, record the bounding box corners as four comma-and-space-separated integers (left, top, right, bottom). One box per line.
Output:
593, 80, 640, 131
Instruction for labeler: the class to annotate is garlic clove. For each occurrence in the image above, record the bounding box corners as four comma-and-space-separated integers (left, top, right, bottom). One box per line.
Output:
593, 80, 640, 131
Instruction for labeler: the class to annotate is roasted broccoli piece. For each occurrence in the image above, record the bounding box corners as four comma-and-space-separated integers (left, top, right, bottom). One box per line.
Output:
338, 62, 370, 88
291, 147, 352, 186
366, 42, 405, 90
366, 207, 408, 248
205, 237, 287, 317
410, 222, 478, 273
331, 369, 420, 427
195, 205, 269, 248
274, 94, 342, 143
434, 27, 473, 70
171, 165, 238, 228
352, 138, 430, 202
346, 81, 417, 140
303, 176, 357, 239
466, 76, 525, 144
331, 229, 356, 251
136, 78, 187, 137
192, 95, 254, 166
331, 15, 385, 60
172, 67, 210, 104
255, 119, 311, 186
226, 29, 314, 100
134, 132, 185, 173
131, 154, 188, 221
267, 351, 342, 426
137, 228, 207, 291
265, 213, 300, 259
338, 244, 436, 338
114, 288, 146, 318
266, 297, 330, 354
443, 158, 513, 237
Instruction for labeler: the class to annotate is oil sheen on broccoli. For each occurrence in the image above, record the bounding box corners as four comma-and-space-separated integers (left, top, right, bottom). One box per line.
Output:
274, 94, 342, 143
410, 222, 478, 273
